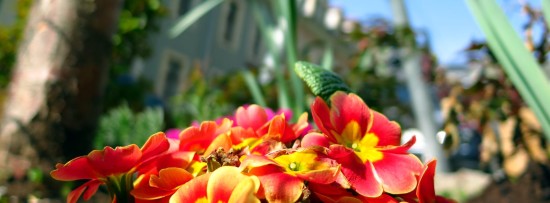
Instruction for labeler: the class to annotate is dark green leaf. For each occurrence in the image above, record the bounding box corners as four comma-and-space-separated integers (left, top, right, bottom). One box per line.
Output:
294, 61, 350, 102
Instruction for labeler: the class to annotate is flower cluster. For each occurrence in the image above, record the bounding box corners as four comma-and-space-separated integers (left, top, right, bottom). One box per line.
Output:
51, 91, 454, 203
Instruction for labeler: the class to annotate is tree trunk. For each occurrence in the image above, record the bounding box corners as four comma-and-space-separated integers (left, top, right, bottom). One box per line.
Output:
0, 0, 123, 198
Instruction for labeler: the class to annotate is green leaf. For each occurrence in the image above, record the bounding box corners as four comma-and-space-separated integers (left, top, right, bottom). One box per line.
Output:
542, 0, 550, 28
241, 70, 267, 107
294, 61, 351, 102
169, 0, 224, 38
467, 0, 550, 136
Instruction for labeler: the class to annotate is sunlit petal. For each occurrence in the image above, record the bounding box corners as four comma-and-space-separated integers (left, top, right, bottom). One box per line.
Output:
328, 145, 382, 197
207, 166, 258, 202
170, 173, 210, 203
372, 153, 423, 194
302, 132, 330, 148
256, 172, 304, 203
329, 92, 370, 136
368, 111, 401, 146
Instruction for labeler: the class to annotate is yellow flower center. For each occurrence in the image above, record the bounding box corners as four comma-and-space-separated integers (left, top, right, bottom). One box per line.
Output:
289, 162, 298, 171
339, 122, 384, 163
351, 143, 359, 150
273, 150, 329, 175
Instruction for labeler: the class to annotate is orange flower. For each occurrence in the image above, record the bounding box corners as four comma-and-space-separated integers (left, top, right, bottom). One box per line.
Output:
131, 151, 203, 202
51, 132, 170, 203
303, 92, 423, 197
240, 149, 340, 202
231, 105, 309, 153
170, 166, 260, 203
179, 119, 233, 156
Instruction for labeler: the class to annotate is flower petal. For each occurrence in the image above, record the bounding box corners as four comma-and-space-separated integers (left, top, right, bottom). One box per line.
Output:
417, 159, 437, 203
256, 172, 304, 203
309, 182, 353, 202
372, 153, 423, 194
179, 121, 218, 153
51, 157, 98, 181
207, 166, 257, 202
132, 174, 174, 200
302, 132, 331, 148
236, 105, 268, 131
360, 193, 400, 203
229, 127, 258, 145
380, 136, 416, 154
329, 92, 370, 137
87, 145, 142, 176
140, 132, 170, 163
292, 112, 310, 137
136, 151, 196, 175
295, 165, 340, 184
170, 173, 210, 203
328, 145, 382, 197
67, 180, 102, 203
150, 167, 194, 190
311, 97, 337, 143
227, 176, 261, 203
240, 155, 280, 171
368, 111, 401, 146
203, 133, 233, 156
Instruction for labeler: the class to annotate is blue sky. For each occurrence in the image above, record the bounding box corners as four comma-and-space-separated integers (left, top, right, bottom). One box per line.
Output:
329, 0, 542, 65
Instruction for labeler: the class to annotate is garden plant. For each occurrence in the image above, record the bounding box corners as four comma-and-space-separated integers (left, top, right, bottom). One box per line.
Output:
50, 62, 454, 203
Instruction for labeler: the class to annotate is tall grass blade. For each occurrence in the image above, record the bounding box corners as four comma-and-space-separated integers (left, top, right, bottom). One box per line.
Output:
542, 0, 550, 28
168, 0, 224, 38
466, 0, 550, 136
242, 70, 267, 107
277, 0, 305, 115
322, 44, 334, 70
250, 0, 290, 109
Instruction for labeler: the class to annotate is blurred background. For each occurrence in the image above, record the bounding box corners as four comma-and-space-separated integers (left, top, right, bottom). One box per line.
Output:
1, 0, 550, 202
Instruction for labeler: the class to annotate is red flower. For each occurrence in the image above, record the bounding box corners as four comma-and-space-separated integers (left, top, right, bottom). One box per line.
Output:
303, 92, 423, 197
400, 159, 456, 203
51, 132, 170, 203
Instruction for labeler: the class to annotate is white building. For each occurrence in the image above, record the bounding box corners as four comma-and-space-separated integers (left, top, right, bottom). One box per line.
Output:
136, 0, 356, 100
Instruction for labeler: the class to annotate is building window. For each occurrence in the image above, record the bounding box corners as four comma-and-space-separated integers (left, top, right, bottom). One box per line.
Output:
157, 50, 188, 99
252, 27, 262, 55
218, 0, 245, 50
178, 0, 191, 16
163, 58, 182, 98
223, 1, 238, 42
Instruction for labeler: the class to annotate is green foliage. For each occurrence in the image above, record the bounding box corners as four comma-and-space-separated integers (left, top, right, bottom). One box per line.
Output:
94, 103, 164, 148
104, 0, 167, 111
0, 0, 32, 88
0, 0, 166, 110
294, 61, 350, 102
112, 0, 166, 65
167, 68, 241, 127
